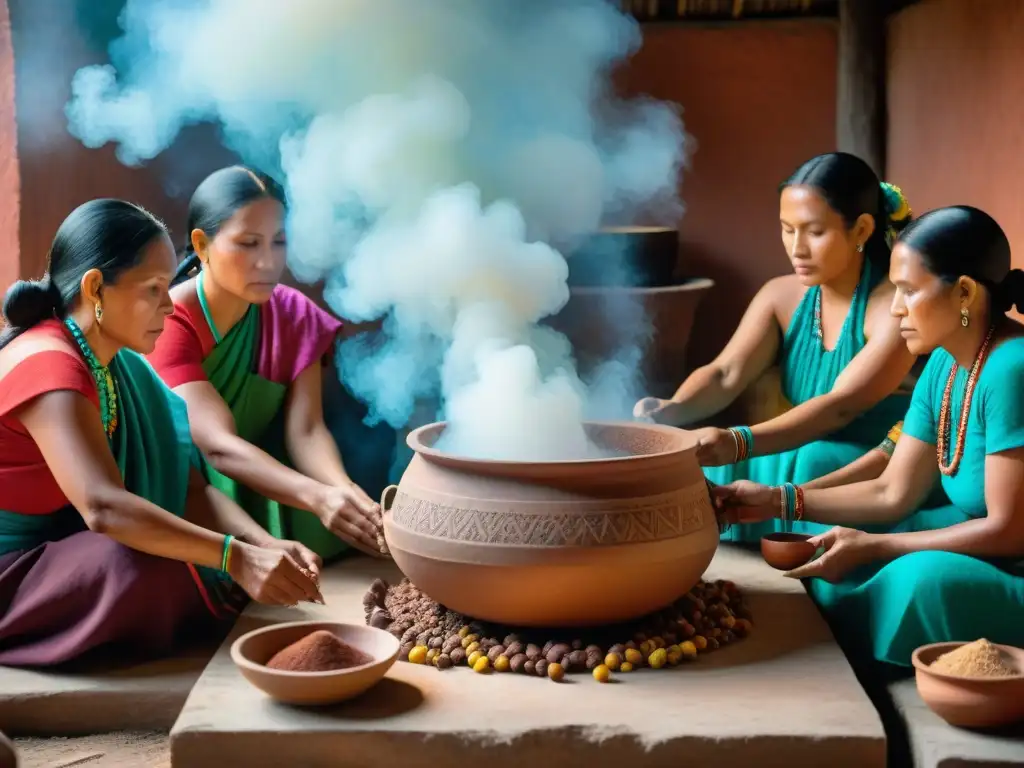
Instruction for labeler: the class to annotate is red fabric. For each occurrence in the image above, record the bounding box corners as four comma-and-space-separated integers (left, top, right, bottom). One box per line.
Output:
0, 321, 99, 515
146, 299, 215, 389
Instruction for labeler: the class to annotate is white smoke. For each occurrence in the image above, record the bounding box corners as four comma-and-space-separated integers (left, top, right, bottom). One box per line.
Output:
66, 0, 689, 461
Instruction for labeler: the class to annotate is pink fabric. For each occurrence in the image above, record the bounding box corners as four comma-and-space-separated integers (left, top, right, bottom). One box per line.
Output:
256, 285, 343, 385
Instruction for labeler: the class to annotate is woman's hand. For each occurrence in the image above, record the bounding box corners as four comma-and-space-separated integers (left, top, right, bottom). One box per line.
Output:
711, 480, 778, 525
316, 483, 383, 557
693, 427, 740, 466
633, 397, 683, 425
783, 526, 880, 582
228, 540, 322, 606
262, 538, 323, 581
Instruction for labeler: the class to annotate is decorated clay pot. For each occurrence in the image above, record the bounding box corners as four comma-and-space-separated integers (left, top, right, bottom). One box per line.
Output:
381, 421, 719, 627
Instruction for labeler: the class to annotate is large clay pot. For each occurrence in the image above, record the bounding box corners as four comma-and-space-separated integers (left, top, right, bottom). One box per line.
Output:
564, 226, 680, 288
381, 421, 719, 627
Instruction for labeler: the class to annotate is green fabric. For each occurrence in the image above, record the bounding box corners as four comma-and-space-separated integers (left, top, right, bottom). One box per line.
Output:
196, 274, 346, 560
804, 339, 1024, 666
709, 258, 912, 543
0, 350, 235, 611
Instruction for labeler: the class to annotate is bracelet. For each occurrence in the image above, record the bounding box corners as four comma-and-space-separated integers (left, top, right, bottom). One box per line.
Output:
794, 485, 805, 521
221, 534, 234, 573
727, 426, 754, 463
777, 483, 797, 522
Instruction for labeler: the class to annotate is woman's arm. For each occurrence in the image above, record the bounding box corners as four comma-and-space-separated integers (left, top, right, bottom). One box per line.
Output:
791, 433, 938, 525
748, 310, 916, 456
874, 447, 1024, 559
655, 279, 784, 426
283, 361, 355, 488
802, 449, 890, 490
173, 381, 329, 514
19, 391, 229, 569
184, 465, 278, 547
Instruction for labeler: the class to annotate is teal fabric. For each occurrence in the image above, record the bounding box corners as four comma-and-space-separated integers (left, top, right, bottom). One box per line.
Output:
808, 337, 1024, 666
710, 258, 911, 542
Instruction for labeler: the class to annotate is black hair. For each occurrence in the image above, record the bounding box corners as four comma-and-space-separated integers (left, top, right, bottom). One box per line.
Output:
1, 199, 167, 349
172, 166, 287, 287
897, 205, 1023, 314
780, 152, 911, 271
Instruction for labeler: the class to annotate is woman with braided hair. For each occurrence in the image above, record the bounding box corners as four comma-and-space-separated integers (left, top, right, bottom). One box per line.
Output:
636, 152, 919, 544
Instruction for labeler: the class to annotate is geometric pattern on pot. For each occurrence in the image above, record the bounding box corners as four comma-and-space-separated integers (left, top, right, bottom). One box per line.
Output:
390, 484, 710, 547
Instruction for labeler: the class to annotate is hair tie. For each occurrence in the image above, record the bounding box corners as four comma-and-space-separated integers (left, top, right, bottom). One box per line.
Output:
879, 182, 912, 247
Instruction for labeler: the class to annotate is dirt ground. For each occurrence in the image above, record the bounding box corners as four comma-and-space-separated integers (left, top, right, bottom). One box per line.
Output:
12, 732, 169, 768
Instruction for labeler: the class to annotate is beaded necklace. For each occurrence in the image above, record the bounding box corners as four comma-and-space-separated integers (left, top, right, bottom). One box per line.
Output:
936, 325, 995, 476
812, 281, 861, 347
64, 317, 118, 439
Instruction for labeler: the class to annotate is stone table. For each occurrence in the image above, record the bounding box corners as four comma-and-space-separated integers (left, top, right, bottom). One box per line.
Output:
170, 545, 886, 767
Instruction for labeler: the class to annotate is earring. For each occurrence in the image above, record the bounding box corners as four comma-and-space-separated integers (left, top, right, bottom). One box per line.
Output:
856, 243, 864, 253
961, 307, 969, 328
95, 303, 103, 323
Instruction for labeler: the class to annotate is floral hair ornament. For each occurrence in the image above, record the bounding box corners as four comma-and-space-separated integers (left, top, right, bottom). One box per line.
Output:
880, 182, 912, 247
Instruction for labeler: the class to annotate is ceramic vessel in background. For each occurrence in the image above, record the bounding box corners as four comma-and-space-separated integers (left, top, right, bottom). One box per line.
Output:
912, 641, 1024, 729
760, 532, 817, 571
230, 621, 399, 706
381, 421, 720, 627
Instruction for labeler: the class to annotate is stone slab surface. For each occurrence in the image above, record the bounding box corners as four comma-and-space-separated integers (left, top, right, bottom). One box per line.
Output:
171, 545, 886, 768
0, 644, 219, 736
889, 677, 1024, 768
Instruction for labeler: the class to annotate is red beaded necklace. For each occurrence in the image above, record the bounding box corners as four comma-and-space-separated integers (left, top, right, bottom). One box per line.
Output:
936, 325, 996, 476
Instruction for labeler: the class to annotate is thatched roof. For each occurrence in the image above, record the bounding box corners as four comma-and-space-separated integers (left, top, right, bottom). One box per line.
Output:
624, 0, 920, 22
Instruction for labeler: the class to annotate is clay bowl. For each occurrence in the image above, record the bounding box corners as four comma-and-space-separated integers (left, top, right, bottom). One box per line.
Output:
912, 642, 1024, 729
230, 621, 400, 706
761, 532, 817, 571
382, 420, 719, 627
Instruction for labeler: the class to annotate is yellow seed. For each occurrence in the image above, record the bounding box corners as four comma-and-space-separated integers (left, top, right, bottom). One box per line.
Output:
462, 634, 480, 649
467, 650, 483, 667
593, 664, 611, 683
408, 646, 428, 665
494, 654, 511, 672
679, 640, 698, 658
639, 640, 653, 656
648, 648, 668, 669
548, 662, 565, 682
604, 652, 621, 671
473, 656, 491, 673
465, 641, 481, 655
458, 626, 471, 638
693, 635, 708, 651
624, 648, 643, 666
619, 661, 634, 673
667, 650, 683, 666
426, 648, 438, 663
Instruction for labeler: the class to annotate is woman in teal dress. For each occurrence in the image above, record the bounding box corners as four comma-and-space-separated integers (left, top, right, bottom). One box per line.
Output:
715, 206, 1024, 666
635, 152, 919, 543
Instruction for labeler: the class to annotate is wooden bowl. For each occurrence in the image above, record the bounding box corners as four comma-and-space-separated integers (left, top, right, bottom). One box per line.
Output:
760, 532, 816, 571
230, 621, 400, 706
912, 641, 1024, 729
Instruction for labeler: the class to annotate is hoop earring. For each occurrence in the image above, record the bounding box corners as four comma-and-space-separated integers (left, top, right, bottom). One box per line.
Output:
960, 307, 969, 328
95, 302, 103, 323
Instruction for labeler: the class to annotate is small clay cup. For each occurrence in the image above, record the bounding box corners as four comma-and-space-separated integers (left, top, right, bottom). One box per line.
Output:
912, 641, 1024, 729
760, 532, 816, 571
231, 621, 400, 706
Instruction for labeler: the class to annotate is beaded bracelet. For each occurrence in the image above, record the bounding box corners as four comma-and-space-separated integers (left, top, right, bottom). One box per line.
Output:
794, 485, 805, 521
221, 534, 234, 573
727, 426, 754, 463
778, 483, 798, 523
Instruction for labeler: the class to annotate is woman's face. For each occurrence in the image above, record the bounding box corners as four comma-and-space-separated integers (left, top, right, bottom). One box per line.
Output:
93, 233, 177, 355
888, 242, 964, 355
780, 185, 872, 286
197, 197, 287, 304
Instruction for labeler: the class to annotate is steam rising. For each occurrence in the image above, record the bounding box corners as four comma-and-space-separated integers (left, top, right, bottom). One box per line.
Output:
66, 0, 689, 461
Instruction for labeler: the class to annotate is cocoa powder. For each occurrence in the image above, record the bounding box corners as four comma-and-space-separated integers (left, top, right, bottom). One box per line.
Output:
931, 638, 1019, 678
266, 630, 373, 672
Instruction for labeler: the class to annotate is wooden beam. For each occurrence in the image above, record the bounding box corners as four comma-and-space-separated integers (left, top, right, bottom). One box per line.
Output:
837, 0, 886, 175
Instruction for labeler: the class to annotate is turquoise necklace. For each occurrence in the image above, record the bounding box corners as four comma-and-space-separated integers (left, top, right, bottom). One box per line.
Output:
64, 317, 118, 439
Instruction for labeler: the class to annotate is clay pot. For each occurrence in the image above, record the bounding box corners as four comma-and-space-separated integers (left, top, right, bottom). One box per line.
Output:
381, 420, 719, 627
912, 642, 1024, 729
564, 226, 680, 288
547, 278, 714, 397
760, 532, 817, 571
230, 621, 400, 706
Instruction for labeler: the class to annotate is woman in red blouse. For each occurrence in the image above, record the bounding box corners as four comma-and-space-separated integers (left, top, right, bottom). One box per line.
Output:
0, 199, 321, 667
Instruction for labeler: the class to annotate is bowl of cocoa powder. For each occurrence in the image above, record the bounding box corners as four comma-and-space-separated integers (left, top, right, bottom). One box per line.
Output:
231, 621, 400, 705
912, 639, 1024, 728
